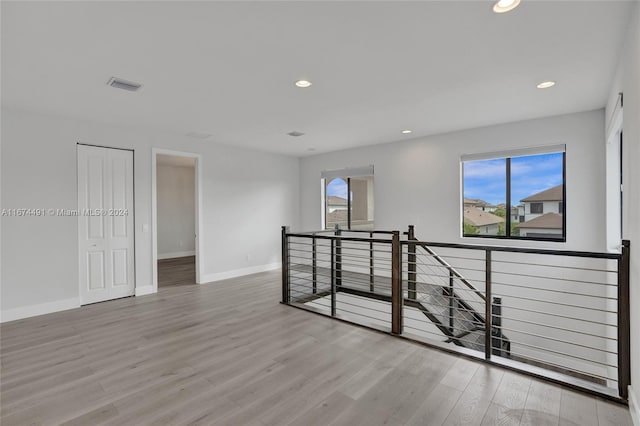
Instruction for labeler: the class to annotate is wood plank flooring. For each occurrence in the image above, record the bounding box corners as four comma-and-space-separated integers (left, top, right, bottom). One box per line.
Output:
158, 256, 196, 287
0, 269, 633, 425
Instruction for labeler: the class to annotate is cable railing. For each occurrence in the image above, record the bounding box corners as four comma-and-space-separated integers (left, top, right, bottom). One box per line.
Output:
280, 225, 631, 401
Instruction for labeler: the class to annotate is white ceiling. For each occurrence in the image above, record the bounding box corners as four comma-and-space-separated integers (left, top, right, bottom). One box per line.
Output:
1, 1, 635, 156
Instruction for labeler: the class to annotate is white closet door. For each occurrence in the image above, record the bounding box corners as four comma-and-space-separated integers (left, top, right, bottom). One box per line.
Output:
78, 145, 135, 304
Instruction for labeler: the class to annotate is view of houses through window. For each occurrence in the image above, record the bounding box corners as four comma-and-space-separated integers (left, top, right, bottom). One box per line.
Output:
462, 149, 565, 240
324, 175, 374, 230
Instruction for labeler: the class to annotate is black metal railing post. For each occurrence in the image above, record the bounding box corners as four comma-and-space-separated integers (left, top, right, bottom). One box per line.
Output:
281, 226, 289, 304
335, 224, 342, 290
484, 249, 492, 360
492, 297, 502, 357
331, 237, 336, 317
618, 240, 630, 399
312, 233, 317, 294
407, 225, 416, 300
449, 271, 455, 333
369, 232, 375, 292
391, 230, 403, 335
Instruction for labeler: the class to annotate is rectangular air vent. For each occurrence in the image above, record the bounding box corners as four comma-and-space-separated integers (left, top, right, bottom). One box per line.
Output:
186, 131, 212, 139
107, 77, 142, 92
287, 131, 305, 137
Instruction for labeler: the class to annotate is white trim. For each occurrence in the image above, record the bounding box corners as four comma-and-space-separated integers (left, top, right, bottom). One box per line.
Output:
605, 105, 623, 252
320, 178, 326, 229
606, 92, 623, 137
0, 297, 81, 323
630, 386, 640, 426
201, 263, 280, 284
321, 165, 374, 179
461, 144, 565, 162
134, 286, 155, 297
152, 148, 204, 294
157, 250, 196, 260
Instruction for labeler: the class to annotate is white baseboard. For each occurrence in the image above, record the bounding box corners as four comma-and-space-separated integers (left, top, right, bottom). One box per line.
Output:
0, 297, 80, 323
158, 250, 196, 260
630, 385, 640, 426
135, 286, 156, 297
200, 263, 280, 284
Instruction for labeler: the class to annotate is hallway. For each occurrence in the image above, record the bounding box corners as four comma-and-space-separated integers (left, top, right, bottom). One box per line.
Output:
158, 256, 196, 288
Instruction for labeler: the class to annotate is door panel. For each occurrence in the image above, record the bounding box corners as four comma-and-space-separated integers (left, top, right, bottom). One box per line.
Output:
78, 145, 135, 304
111, 156, 128, 238
112, 249, 128, 286
87, 155, 105, 239
87, 252, 105, 290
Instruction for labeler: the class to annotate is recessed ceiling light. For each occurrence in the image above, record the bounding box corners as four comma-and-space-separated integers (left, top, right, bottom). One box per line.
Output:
401, 130, 412, 134
287, 131, 305, 137
107, 77, 142, 92
295, 80, 312, 88
536, 81, 556, 89
493, 0, 521, 13
186, 131, 212, 139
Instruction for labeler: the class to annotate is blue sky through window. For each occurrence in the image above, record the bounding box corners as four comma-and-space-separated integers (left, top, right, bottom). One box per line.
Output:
326, 178, 347, 198
464, 152, 563, 206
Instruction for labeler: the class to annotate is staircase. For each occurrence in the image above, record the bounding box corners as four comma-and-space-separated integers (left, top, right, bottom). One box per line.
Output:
406, 228, 511, 356
291, 262, 511, 357
404, 284, 510, 356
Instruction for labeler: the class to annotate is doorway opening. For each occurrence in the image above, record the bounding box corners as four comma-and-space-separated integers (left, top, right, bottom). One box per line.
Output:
152, 149, 203, 291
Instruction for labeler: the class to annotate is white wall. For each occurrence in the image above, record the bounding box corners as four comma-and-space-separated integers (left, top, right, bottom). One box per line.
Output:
606, 1, 640, 419
300, 109, 605, 252
157, 164, 195, 259
0, 107, 299, 319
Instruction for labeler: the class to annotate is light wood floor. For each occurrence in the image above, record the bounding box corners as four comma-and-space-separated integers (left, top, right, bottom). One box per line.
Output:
0, 270, 633, 426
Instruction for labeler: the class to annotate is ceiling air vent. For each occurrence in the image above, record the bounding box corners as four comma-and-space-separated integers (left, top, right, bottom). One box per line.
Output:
287, 131, 305, 137
186, 132, 212, 139
107, 77, 142, 92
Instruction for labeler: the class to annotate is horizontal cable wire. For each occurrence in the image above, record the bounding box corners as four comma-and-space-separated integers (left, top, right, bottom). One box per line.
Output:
335, 307, 392, 324
504, 351, 618, 383
491, 271, 617, 288
495, 315, 617, 341
504, 339, 618, 369
414, 252, 485, 263
333, 297, 392, 316
402, 324, 488, 348
490, 258, 618, 274
496, 325, 618, 355
407, 261, 487, 275
498, 305, 616, 328
489, 281, 618, 300
490, 292, 617, 313
288, 249, 393, 263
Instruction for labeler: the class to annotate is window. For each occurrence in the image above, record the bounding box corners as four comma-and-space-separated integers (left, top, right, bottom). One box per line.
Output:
322, 166, 374, 230
530, 203, 543, 214
462, 146, 565, 241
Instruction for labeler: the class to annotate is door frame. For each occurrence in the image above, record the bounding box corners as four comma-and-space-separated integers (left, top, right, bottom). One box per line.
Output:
605, 95, 623, 252
151, 148, 203, 292
77, 143, 136, 303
